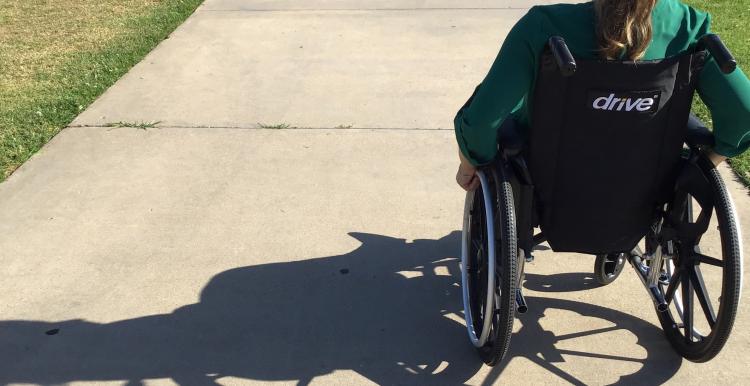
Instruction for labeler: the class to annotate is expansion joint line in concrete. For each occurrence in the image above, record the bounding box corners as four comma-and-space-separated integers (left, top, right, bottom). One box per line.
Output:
69, 124, 454, 131
200, 7, 531, 12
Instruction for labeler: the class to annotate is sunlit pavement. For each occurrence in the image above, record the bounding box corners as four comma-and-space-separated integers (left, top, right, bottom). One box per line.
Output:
1, 1, 748, 385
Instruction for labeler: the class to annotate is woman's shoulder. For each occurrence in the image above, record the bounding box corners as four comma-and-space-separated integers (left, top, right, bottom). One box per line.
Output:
523, 2, 594, 24
528, 2, 594, 15
653, 0, 711, 28
515, 3, 597, 58
648, 0, 712, 58
512, 2, 596, 38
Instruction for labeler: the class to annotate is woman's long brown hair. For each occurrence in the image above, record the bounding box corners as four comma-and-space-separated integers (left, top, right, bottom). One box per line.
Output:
594, 0, 658, 60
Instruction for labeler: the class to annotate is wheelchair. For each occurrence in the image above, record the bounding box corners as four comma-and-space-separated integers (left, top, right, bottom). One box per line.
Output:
460, 35, 744, 365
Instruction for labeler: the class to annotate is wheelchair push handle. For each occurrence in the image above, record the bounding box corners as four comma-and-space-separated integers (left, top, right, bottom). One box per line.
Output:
548, 36, 577, 77
698, 34, 737, 74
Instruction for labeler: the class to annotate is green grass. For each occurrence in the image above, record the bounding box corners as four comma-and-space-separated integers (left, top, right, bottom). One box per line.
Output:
2, 1, 748, 185
105, 121, 162, 130
258, 123, 292, 129
0, 0, 203, 181
685, 0, 750, 184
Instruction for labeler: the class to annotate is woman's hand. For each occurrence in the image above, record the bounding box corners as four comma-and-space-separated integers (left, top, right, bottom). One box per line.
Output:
456, 151, 480, 191
707, 150, 728, 167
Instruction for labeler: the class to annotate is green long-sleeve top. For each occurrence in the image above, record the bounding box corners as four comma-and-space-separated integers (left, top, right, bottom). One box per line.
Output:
454, 0, 750, 165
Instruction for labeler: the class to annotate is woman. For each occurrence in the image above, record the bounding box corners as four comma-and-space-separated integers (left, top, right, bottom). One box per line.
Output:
454, 0, 750, 191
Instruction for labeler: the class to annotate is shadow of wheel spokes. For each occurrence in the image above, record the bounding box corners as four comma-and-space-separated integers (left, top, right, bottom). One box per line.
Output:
478, 296, 682, 386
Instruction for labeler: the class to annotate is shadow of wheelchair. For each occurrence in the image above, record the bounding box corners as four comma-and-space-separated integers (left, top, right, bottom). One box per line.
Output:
482, 295, 682, 385
0, 232, 680, 385
523, 272, 599, 293
474, 271, 682, 385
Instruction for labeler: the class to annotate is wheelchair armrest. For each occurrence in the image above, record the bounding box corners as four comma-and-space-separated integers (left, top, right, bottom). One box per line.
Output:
686, 114, 715, 148
495, 118, 534, 187
498, 118, 525, 158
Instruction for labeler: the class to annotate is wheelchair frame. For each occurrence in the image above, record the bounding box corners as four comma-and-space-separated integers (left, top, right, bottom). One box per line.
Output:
461, 35, 744, 365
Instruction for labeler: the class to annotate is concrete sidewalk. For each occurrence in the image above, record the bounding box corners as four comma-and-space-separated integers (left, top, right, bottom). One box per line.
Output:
72, 1, 538, 129
2, 1, 749, 385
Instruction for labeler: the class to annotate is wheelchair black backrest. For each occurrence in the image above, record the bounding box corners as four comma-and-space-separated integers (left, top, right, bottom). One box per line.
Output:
529, 39, 708, 254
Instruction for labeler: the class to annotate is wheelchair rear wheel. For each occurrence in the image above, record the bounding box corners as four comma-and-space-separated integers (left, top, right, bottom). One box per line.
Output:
655, 160, 743, 362
461, 167, 519, 366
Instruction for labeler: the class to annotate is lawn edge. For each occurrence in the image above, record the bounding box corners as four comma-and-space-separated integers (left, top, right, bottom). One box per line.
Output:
0, 0, 204, 182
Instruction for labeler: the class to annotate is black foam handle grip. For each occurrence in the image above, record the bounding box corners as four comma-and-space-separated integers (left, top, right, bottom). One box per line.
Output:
699, 34, 737, 74
548, 36, 577, 77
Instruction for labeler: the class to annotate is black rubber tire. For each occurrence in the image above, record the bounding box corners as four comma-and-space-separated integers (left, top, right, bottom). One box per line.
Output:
475, 166, 519, 366
657, 161, 742, 362
594, 253, 626, 286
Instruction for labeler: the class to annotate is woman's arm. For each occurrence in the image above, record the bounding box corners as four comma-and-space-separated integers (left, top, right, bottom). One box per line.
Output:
697, 55, 750, 159
454, 9, 540, 167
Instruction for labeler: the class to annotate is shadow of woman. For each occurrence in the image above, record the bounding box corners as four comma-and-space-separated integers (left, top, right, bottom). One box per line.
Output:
0, 232, 479, 385
0, 232, 681, 385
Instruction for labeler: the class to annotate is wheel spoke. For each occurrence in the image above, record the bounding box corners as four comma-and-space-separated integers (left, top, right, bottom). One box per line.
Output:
686, 195, 694, 222
468, 250, 483, 326
681, 270, 695, 343
469, 274, 482, 325
471, 239, 483, 255
665, 267, 682, 303
691, 266, 717, 329
695, 253, 724, 268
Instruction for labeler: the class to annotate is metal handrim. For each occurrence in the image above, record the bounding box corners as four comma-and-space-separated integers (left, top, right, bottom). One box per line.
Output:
461, 170, 497, 347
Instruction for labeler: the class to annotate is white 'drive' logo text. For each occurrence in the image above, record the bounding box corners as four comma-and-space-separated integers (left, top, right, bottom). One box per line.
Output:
590, 91, 660, 113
